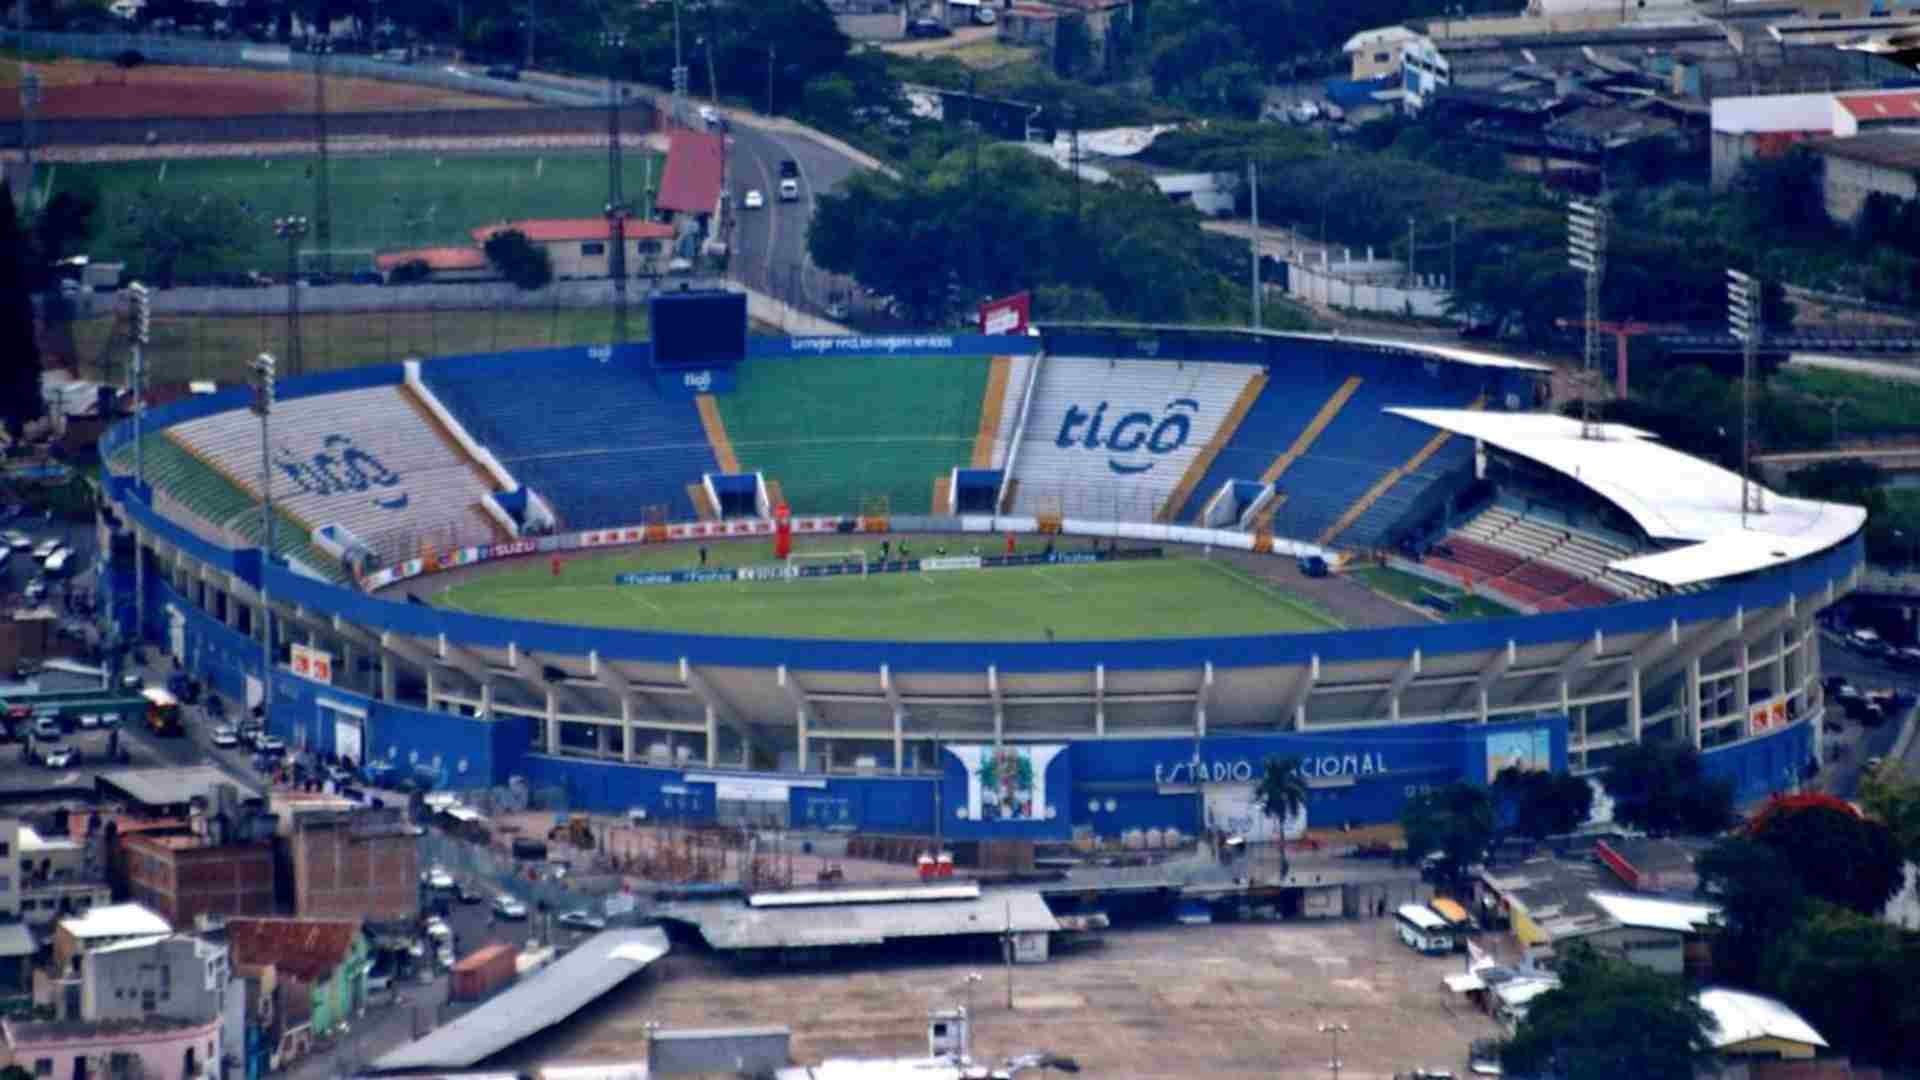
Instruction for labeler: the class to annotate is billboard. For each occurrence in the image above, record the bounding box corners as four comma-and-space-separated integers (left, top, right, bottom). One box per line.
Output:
978, 290, 1032, 336
1485, 727, 1551, 777
948, 743, 1063, 822
1749, 699, 1787, 736
651, 289, 748, 370
289, 643, 334, 684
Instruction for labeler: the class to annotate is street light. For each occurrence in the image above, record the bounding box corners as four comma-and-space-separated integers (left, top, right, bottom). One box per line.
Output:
273, 216, 309, 377
964, 971, 983, 1060
602, 30, 632, 344
1318, 1021, 1349, 1080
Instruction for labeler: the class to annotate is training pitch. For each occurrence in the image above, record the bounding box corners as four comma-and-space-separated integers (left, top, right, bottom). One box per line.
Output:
434, 535, 1343, 642
59, 151, 664, 274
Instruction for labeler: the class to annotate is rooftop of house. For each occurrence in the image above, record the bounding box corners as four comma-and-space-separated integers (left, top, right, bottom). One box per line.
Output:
373, 246, 491, 273
223, 918, 361, 984
1479, 855, 1614, 940
5, 1015, 215, 1044
469, 218, 676, 245
58, 903, 171, 941
1808, 130, 1920, 171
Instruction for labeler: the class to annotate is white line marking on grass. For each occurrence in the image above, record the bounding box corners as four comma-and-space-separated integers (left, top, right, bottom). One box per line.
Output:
1194, 558, 1345, 630
1031, 568, 1074, 595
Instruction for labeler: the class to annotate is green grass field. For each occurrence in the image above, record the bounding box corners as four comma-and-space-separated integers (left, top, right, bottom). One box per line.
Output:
54, 151, 664, 276
436, 534, 1344, 641
1348, 565, 1515, 621
70, 306, 656, 386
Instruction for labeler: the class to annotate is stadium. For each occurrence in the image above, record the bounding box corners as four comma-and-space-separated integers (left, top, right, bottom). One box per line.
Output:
96, 304, 1865, 843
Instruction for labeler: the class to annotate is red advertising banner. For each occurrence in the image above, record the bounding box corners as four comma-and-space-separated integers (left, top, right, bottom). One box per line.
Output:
978, 291, 1032, 336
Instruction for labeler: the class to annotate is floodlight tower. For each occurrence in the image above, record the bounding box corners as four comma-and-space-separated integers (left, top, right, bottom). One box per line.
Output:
250, 353, 277, 730
603, 30, 632, 344
129, 282, 151, 642
274, 217, 310, 377
1567, 200, 1607, 440
311, 35, 334, 279
1727, 269, 1767, 527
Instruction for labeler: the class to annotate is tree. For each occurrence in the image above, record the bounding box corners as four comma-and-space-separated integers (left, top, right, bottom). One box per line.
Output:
1254, 756, 1307, 835
117, 188, 249, 289
1860, 765, 1920, 864
1502, 942, 1719, 1080
1599, 741, 1734, 836
1054, 14, 1094, 79
1493, 767, 1594, 842
1763, 903, 1920, 1070
482, 229, 552, 291
386, 259, 433, 285
0, 182, 46, 441
1695, 835, 1805, 987
1399, 783, 1494, 887
1749, 796, 1904, 917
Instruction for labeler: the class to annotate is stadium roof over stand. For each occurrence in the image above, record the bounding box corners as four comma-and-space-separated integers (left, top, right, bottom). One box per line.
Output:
369, 928, 669, 1072
666, 889, 1059, 952
1391, 409, 1866, 587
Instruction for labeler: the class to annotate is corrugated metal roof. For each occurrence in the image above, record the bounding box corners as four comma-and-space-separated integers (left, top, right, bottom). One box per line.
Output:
59, 903, 171, 940
98, 766, 258, 807
1587, 891, 1720, 934
672, 889, 1058, 951
369, 928, 670, 1072
1698, 987, 1828, 1050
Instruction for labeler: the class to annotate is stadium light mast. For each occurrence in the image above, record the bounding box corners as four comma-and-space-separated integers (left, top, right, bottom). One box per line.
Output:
311, 34, 333, 279
274, 217, 310, 377
1249, 158, 1262, 331
250, 354, 277, 735
129, 283, 151, 643
1567, 200, 1606, 441
1728, 269, 1766, 527
670, 0, 687, 127
603, 30, 632, 345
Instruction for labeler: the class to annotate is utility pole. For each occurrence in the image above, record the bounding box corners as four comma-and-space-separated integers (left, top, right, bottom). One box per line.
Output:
970, 69, 982, 301
704, 32, 720, 112
524, 0, 535, 69
1249, 159, 1262, 330
275, 217, 309, 377
129, 283, 150, 643
1407, 215, 1416, 286
18, 67, 38, 212
1567, 200, 1606, 440
1003, 897, 1014, 1009
311, 37, 333, 278
1449, 214, 1458, 294
670, 0, 687, 128
1728, 269, 1766, 526
604, 31, 630, 345
766, 44, 776, 116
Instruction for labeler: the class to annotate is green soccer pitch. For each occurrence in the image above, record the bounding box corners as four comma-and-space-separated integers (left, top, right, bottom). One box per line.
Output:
434, 534, 1344, 642
57, 151, 665, 275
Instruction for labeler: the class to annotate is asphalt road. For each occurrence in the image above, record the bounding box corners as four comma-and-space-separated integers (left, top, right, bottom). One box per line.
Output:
1813, 633, 1915, 797
723, 117, 862, 318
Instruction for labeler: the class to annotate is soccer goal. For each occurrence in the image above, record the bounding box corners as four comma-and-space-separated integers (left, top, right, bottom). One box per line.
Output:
787, 549, 867, 578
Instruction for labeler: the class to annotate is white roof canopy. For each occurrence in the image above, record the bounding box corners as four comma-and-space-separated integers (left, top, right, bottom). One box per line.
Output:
1697, 987, 1828, 1049
1391, 409, 1865, 587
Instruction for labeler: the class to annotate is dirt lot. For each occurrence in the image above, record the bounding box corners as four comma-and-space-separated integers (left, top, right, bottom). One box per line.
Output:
0, 58, 522, 119
508, 918, 1499, 1078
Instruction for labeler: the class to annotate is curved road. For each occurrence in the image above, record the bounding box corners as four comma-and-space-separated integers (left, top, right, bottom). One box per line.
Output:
722, 115, 862, 318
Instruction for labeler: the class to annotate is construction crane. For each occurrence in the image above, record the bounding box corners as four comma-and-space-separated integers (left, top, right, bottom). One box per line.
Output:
1554, 318, 1685, 398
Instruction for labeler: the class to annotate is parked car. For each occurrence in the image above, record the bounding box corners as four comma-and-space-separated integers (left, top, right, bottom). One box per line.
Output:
211, 725, 239, 748
493, 894, 529, 920
456, 883, 484, 904
33, 714, 61, 739
906, 17, 951, 37
365, 968, 394, 993
557, 910, 607, 932
256, 736, 287, 756
743, 188, 765, 210
41, 743, 75, 769
1, 530, 29, 551
31, 539, 61, 561
426, 867, 456, 891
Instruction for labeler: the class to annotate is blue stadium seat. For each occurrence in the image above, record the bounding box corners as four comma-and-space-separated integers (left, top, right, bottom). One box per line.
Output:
425, 363, 718, 529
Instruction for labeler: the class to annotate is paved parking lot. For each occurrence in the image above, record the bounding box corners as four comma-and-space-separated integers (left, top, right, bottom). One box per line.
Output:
502, 917, 1501, 1079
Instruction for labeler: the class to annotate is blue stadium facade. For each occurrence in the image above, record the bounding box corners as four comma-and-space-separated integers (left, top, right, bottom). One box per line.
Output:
97, 328, 1855, 840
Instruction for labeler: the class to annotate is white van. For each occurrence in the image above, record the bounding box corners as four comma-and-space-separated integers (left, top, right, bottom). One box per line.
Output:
42, 549, 71, 578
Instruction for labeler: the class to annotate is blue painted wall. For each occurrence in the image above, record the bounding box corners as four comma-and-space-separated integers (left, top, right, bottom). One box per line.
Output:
1703, 722, 1815, 807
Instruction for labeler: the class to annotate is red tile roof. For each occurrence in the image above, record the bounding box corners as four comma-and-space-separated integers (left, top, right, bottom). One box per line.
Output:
224, 918, 361, 984
467, 218, 676, 245
374, 246, 490, 273
656, 131, 726, 215
1838, 90, 1920, 120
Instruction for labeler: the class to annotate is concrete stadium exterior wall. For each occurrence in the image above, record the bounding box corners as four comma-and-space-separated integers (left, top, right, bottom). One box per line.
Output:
101, 337, 1860, 833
